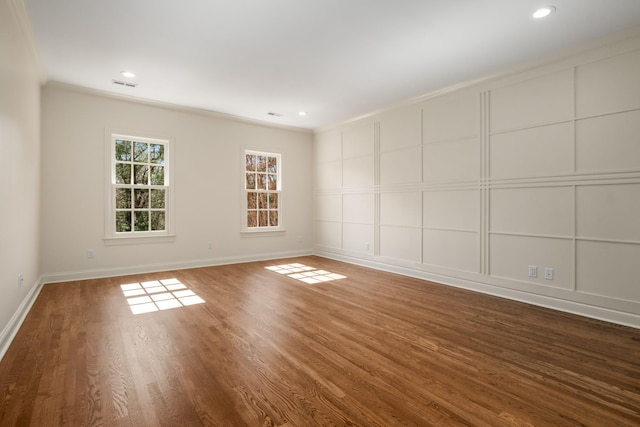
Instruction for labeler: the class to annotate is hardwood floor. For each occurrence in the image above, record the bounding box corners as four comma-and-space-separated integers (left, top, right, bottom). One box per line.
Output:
0, 256, 638, 426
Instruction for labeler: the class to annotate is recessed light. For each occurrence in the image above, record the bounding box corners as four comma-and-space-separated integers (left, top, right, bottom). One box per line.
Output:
120, 70, 136, 78
298, 111, 307, 116
533, 6, 556, 19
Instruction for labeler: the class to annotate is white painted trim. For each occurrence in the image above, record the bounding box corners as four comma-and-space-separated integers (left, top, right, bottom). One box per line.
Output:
7, 0, 47, 83
315, 27, 640, 134
44, 81, 313, 134
41, 250, 313, 284
0, 277, 45, 362
314, 249, 640, 330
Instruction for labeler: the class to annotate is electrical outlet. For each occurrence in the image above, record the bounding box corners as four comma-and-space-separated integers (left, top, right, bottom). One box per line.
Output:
365, 242, 370, 251
207, 241, 213, 250
87, 249, 95, 258
545, 268, 554, 280
528, 265, 538, 278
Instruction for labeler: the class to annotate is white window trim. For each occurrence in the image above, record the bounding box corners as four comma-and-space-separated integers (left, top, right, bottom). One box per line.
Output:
104, 130, 176, 244
241, 148, 285, 234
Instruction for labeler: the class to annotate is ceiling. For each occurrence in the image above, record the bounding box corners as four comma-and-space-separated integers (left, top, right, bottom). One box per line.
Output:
25, 0, 640, 130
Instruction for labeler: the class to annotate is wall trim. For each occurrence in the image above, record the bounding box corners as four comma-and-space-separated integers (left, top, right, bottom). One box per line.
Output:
41, 250, 313, 284
314, 249, 640, 330
314, 27, 640, 134
0, 277, 45, 362
44, 81, 313, 135
7, 0, 46, 83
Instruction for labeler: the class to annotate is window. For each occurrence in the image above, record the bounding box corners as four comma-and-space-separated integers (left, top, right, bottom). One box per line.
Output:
107, 133, 173, 240
243, 150, 282, 231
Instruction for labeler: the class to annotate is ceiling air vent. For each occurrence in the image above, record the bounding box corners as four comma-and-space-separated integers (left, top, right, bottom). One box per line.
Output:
267, 112, 283, 117
112, 79, 137, 88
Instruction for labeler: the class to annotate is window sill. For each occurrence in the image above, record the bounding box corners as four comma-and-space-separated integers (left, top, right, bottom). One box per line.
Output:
104, 234, 176, 246
240, 228, 286, 237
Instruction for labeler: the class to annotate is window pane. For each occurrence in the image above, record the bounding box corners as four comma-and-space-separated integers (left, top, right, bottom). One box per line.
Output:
134, 165, 149, 185
115, 163, 131, 184
268, 156, 277, 173
257, 174, 267, 190
257, 156, 267, 172
246, 173, 256, 189
116, 188, 131, 209
245, 154, 256, 171
269, 193, 278, 209
150, 211, 165, 231
268, 174, 277, 191
247, 192, 257, 209
134, 189, 149, 208
134, 211, 149, 231
258, 193, 268, 209
133, 142, 148, 162
258, 210, 268, 227
150, 144, 164, 164
247, 211, 257, 227
269, 210, 278, 227
115, 140, 131, 161
150, 189, 165, 209
116, 211, 132, 232
150, 166, 164, 185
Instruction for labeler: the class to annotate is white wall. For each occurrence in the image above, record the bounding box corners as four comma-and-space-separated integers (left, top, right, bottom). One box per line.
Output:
0, 0, 43, 356
40, 84, 314, 281
314, 29, 640, 328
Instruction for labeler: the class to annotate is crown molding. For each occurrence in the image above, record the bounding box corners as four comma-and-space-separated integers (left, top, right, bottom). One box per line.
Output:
7, 0, 46, 83
44, 81, 314, 135
314, 26, 640, 134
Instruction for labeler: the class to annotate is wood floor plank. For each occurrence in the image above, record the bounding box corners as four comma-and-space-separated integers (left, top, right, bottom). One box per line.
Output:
0, 256, 639, 426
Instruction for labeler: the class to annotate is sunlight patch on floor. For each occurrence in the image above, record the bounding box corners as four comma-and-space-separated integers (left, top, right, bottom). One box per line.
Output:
120, 278, 205, 314
265, 263, 347, 284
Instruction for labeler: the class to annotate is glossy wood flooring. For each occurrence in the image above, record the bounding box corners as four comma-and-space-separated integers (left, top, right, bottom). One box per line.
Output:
1, 256, 639, 426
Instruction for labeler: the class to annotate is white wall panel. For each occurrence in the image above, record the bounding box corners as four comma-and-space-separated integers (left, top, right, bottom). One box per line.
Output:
315, 129, 342, 162
577, 241, 640, 302
490, 234, 573, 289
423, 190, 479, 231
380, 226, 421, 263
490, 69, 573, 131
343, 156, 374, 188
316, 221, 342, 249
576, 184, 640, 242
380, 146, 422, 185
343, 223, 374, 254
576, 109, 640, 173
423, 229, 478, 272
343, 122, 373, 159
316, 160, 342, 190
379, 105, 421, 152
423, 91, 479, 143
380, 192, 422, 227
490, 187, 573, 237
316, 195, 342, 222
490, 122, 573, 179
343, 193, 374, 224
576, 49, 640, 117
423, 138, 480, 181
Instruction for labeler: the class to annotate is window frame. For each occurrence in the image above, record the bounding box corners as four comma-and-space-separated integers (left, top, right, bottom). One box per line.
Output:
105, 131, 175, 244
241, 149, 284, 234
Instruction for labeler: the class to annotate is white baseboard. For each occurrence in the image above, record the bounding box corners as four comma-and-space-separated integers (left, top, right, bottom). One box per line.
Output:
314, 250, 640, 330
0, 276, 44, 361
41, 249, 313, 284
